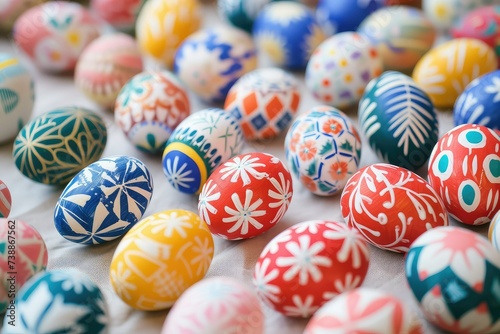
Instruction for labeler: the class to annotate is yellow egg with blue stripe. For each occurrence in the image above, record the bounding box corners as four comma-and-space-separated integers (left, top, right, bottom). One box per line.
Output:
110, 209, 214, 311
162, 108, 244, 194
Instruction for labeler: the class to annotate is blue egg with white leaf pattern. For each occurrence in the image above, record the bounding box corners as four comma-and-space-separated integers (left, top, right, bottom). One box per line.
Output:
454, 70, 500, 131
2, 269, 108, 334
359, 71, 439, 171
54, 155, 154, 245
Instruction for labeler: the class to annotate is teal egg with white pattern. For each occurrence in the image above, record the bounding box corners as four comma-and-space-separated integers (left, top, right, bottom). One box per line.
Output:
359, 71, 439, 172
218, 0, 274, 32
2, 269, 108, 333
0, 53, 34, 144
13, 106, 107, 186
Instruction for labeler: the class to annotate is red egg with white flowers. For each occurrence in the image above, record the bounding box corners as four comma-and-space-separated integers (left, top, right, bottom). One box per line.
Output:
428, 124, 500, 225
252, 220, 370, 318
198, 152, 293, 240
341, 163, 449, 253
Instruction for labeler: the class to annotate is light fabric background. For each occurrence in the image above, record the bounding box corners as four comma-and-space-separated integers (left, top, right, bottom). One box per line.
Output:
0, 4, 489, 333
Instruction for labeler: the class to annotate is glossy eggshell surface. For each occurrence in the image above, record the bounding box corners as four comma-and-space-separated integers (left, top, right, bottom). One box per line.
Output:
359, 71, 439, 171
54, 156, 154, 244
428, 124, 500, 225
341, 163, 449, 253
162, 276, 264, 334
0, 53, 35, 144
174, 26, 257, 104
75, 33, 143, 109
454, 70, 500, 130
405, 226, 500, 333
198, 152, 293, 240
115, 70, 190, 154
224, 67, 301, 140
0, 219, 48, 313
2, 269, 108, 334
253, 220, 370, 317
253, 1, 325, 70
91, 0, 145, 33
0, 180, 11, 218
412, 38, 497, 109
358, 6, 436, 73
110, 209, 214, 310
285, 105, 362, 196
13, 1, 100, 73
162, 108, 244, 194
304, 287, 423, 334
136, 0, 201, 67
13, 106, 108, 186
305, 32, 383, 108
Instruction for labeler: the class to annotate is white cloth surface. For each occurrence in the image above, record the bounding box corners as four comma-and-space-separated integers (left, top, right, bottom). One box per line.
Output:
0, 4, 490, 334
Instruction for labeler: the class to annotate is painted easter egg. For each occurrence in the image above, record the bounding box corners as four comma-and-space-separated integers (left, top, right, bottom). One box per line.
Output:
454, 70, 500, 130
174, 26, 257, 103
162, 108, 244, 194
358, 6, 436, 73
0, 181, 11, 218
0, 53, 35, 144
253, 220, 370, 317
136, 0, 200, 68
115, 71, 190, 154
13, 106, 107, 186
428, 124, 500, 225
359, 71, 439, 171
0, 0, 48, 32
316, 0, 384, 36
54, 156, 153, 245
91, 0, 145, 33
2, 269, 108, 334
304, 288, 423, 334
224, 67, 301, 140
0, 219, 48, 313
253, 1, 325, 70
451, 6, 500, 66
341, 163, 449, 253
406, 226, 500, 333
198, 152, 293, 240
217, 0, 273, 32
305, 32, 383, 108
422, 0, 499, 31
110, 209, 214, 310
488, 210, 500, 251
284, 105, 362, 196
75, 33, 143, 109
162, 276, 264, 334
14, 1, 100, 73
413, 38, 497, 109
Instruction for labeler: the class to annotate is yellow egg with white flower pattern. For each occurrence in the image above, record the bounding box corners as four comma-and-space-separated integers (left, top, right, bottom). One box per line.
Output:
109, 209, 214, 311
412, 38, 497, 110
136, 0, 201, 68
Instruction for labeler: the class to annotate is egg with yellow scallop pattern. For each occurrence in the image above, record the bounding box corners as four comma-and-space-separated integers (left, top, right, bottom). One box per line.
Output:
412, 38, 497, 110
110, 209, 214, 311
136, 0, 201, 68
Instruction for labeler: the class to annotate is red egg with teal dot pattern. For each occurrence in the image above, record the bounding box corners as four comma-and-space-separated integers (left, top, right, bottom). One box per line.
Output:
428, 124, 500, 225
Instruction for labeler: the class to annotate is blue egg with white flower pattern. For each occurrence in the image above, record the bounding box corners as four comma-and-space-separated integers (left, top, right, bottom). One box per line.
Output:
54, 155, 153, 245
454, 70, 500, 131
359, 71, 439, 171
253, 1, 326, 70
316, 0, 384, 36
2, 269, 108, 334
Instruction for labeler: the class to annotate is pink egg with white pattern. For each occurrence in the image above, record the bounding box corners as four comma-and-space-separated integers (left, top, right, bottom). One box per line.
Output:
162, 276, 264, 334
305, 287, 423, 334
253, 220, 370, 318
0, 219, 48, 313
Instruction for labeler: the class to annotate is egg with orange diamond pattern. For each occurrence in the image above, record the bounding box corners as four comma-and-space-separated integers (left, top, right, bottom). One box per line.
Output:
110, 209, 214, 310
224, 68, 301, 141
341, 163, 449, 253
253, 220, 370, 318
198, 152, 293, 240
